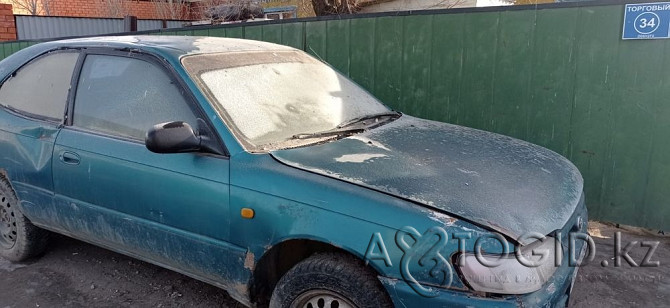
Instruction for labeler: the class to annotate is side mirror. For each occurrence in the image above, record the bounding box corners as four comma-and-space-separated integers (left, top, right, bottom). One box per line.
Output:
145, 121, 201, 154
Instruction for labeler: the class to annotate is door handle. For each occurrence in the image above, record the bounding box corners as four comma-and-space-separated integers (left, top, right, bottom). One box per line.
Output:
59, 151, 81, 165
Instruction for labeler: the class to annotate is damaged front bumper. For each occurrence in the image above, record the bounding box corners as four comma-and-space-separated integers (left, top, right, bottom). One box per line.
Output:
380, 198, 589, 308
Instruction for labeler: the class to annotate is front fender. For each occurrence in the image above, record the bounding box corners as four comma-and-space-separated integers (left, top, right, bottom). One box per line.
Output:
228, 152, 500, 294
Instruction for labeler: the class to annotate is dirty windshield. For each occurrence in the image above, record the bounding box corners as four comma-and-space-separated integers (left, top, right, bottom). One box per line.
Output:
182, 50, 390, 152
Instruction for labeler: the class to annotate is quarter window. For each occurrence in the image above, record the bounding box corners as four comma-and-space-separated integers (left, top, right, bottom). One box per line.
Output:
0, 52, 79, 120
73, 55, 198, 140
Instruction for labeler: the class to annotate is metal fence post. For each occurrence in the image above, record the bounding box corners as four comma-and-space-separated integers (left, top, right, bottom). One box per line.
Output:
123, 15, 138, 32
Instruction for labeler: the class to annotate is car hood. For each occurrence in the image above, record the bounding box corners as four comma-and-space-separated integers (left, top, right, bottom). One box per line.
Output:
271, 116, 583, 244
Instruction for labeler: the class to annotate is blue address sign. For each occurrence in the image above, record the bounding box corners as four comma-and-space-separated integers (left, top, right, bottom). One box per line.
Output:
623, 2, 670, 39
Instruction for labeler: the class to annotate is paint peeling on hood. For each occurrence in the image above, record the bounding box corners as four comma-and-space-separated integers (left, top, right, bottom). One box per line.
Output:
271, 116, 584, 244
428, 211, 458, 227
335, 153, 388, 163
347, 135, 392, 151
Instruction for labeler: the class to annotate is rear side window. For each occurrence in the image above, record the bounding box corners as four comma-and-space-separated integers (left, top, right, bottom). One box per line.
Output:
72, 55, 198, 140
0, 52, 79, 120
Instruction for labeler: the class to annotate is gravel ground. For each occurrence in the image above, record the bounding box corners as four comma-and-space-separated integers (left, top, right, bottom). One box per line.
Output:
0, 221, 668, 307
568, 222, 670, 307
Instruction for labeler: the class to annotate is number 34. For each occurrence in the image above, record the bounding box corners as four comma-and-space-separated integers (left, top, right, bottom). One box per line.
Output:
640, 17, 657, 28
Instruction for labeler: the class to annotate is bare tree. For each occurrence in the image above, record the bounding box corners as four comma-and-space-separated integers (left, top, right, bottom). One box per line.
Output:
311, 0, 359, 15
101, 0, 129, 18
194, 0, 228, 20
152, 0, 190, 20
200, 0, 263, 23
12, 0, 53, 15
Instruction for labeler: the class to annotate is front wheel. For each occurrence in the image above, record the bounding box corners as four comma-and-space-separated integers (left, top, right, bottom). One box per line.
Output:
0, 177, 49, 262
269, 252, 393, 308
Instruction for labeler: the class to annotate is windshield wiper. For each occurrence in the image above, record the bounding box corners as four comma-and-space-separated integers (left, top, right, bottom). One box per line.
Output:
336, 111, 401, 129
291, 127, 366, 140
290, 111, 401, 140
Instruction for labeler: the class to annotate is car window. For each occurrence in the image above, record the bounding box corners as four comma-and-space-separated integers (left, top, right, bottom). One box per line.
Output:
73, 55, 198, 141
0, 52, 79, 120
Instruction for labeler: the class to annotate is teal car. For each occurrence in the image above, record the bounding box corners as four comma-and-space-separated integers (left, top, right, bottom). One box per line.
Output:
0, 36, 588, 307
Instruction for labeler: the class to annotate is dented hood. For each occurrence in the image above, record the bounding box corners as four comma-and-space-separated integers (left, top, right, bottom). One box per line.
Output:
271, 116, 583, 243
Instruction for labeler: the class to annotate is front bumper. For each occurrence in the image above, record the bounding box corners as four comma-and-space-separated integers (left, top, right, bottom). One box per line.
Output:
381, 196, 588, 307
381, 254, 580, 308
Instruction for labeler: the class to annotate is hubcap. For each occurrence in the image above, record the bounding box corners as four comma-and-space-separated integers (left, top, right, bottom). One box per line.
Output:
292, 290, 357, 308
0, 192, 17, 249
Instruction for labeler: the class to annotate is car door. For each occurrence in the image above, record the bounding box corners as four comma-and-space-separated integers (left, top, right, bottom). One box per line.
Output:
51, 50, 247, 283
0, 51, 80, 226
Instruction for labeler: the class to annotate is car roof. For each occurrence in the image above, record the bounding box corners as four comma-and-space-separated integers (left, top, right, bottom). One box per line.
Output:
54, 35, 295, 56
0, 35, 297, 81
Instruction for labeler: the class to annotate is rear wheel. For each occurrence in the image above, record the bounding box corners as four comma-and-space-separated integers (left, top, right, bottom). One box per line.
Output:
0, 177, 49, 262
269, 252, 393, 308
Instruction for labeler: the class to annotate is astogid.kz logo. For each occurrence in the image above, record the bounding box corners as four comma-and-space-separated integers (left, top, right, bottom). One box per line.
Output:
364, 226, 660, 297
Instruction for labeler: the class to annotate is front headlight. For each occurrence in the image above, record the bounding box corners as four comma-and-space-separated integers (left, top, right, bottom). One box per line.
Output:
456, 237, 560, 294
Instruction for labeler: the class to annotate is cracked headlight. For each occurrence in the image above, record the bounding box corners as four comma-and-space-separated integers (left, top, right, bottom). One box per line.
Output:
456, 237, 560, 294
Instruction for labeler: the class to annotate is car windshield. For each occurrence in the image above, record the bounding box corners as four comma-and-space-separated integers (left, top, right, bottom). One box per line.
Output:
181, 50, 391, 152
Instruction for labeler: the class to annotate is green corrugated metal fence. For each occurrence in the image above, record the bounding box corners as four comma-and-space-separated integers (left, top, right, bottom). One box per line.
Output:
1, 1, 668, 230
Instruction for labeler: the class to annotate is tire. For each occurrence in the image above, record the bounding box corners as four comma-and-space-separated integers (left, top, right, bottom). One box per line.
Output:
269, 252, 393, 308
0, 176, 49, 262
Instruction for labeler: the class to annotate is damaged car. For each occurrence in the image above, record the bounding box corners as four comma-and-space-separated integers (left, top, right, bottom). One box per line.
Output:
0, 36, 587, 307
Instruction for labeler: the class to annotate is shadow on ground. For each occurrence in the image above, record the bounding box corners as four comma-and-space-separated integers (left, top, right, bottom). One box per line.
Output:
0, 234, 241, 307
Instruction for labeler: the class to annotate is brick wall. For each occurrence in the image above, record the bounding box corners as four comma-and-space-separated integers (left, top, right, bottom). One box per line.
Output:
0, 0, 192, 20
49, 0, 190, 19
0, 4, 16, 41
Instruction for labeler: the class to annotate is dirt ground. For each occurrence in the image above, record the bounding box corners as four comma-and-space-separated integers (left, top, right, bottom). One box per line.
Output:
0, 221, 668, 307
